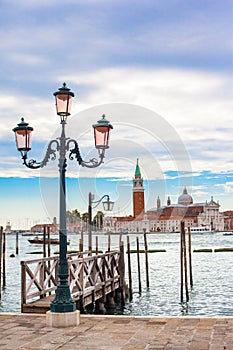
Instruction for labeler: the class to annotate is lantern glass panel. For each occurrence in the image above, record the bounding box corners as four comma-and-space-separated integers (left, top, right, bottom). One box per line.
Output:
56, 94, 73, 116
94, 126, 110, 149
103, 200, 114, 211
15, 129, 32, 151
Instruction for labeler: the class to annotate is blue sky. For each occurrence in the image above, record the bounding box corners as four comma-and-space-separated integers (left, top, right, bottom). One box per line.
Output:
0, 0, 232, 229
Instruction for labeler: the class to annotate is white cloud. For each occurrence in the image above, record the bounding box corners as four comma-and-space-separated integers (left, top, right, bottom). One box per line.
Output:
215, 182, 233, 193
2, 66, 233, 179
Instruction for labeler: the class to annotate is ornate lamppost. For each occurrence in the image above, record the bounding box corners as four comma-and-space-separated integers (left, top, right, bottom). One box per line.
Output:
88, 192, 114, 252
13, 83, 113, 319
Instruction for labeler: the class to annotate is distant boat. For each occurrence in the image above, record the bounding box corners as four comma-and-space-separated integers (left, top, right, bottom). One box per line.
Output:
222, 232, 233, 236
28, 237, 70, 245
185, 227, 213, 234
23, 232, 44, 237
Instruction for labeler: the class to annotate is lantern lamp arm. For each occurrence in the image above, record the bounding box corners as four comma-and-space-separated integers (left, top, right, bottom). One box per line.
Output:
21, 139, 59, 169
68, 139, 106, 168
81, 149, 106, 168
92, 195, 110, 209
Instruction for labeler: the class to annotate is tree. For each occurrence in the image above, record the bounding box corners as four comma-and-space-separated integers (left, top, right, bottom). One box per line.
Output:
93, 211, 104, 229
66, 209, 81, 224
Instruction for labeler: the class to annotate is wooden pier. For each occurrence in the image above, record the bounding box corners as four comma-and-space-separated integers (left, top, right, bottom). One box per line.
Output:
21, 247, 126, 313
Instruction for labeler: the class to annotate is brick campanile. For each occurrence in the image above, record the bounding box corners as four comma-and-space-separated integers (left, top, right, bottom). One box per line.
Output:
133, 159, 145, 218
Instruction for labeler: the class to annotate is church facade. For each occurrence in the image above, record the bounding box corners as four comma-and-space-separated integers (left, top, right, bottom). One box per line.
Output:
103, 160, 224, 233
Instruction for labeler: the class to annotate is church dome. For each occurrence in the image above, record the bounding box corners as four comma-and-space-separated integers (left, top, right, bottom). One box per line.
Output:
178, 187, 193, 206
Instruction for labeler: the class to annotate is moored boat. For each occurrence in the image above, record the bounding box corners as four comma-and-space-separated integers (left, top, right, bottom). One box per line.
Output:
222, 232, 233, 236
185, 226, 213, 234
28, 237, 70, 245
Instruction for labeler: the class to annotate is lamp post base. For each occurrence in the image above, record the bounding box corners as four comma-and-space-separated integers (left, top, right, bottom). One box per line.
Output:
50, 284, 76, 313
46, 310, 80, 328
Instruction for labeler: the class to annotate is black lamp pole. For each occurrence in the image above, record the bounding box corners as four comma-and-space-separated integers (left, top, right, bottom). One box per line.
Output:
13, 83, 113, 313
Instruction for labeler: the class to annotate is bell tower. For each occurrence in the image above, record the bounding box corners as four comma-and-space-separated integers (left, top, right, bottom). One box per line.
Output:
133, 159, 145, 218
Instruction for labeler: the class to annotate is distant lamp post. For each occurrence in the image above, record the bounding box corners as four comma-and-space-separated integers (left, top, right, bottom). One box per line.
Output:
13, 83, 113, 316
88, 192, 114, 252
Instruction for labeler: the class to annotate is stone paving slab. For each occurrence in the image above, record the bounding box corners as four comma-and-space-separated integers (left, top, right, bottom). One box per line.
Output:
0, 313, 233, 350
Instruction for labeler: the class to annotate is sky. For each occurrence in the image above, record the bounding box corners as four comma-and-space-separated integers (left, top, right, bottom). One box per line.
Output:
0, 0, 232, 229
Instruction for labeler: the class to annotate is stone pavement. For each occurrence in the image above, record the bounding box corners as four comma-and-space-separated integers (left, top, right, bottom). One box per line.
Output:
0, 313, 233, 350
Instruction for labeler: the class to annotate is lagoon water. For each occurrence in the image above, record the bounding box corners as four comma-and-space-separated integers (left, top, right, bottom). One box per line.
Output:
1, 232, 233, 316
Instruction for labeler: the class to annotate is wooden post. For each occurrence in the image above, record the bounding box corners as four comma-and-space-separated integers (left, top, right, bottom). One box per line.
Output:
47, 226, 51, 295
79, 238, 83, 253
81, 230, 84, 251
108, 234, 111, 252
119, 233, 122, 249
2, 230, 6, 287
96, 236, 98, 255
143, 231, 149, 288
182, 223, 189, 302
43, 225, 46, 258
47, 226, 51, 258
0, 226, 2, 298
16, 231, 19, 255
136, 237, 142, 294
21, 261, 26, 312
127, 236, 133, 301
119, 241, 126, 306
180, 222, 184, 303
188, 226, 193, 288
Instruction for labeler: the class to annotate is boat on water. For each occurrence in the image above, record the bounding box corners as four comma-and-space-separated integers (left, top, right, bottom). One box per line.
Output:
222, 232, 233, 236
22, 232, 44, 237
185, 226, 213, 234
28, 237, 70, 245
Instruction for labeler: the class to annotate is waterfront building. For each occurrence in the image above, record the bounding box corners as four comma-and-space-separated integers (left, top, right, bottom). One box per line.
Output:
4, 221, 12, 234
223, 211, 233, 231
103, 160, 224, 233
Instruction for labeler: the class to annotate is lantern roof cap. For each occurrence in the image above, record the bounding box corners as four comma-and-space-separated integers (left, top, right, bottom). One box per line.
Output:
13, 117, 33, 132
92, 114, 113, 129
53, 82, 74, 97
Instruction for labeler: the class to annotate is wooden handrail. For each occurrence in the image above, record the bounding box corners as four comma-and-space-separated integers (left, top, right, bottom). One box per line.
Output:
21, 251, 122, 309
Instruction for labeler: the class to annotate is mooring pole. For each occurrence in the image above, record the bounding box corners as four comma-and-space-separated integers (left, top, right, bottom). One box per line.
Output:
43, 225, 46, 258
119, 241, 126, 306
0, 226, 3, 298
143, 231, 149, 288
2, 230, 6, 287
79, 238, 83, 253
16, 231, 19, 255
180, 221, 184, 303
127, 236, 133, 301
182, 223, 189, 302
136, 237, 142, 294
96, 236, 98, 255
47, 226, 51, 258
108, 234, 111, 252
80, 230, 84, 253
188, 226, 193, 288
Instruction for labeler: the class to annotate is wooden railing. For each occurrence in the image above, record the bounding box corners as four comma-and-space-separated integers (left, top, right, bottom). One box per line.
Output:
21, 249, 125, 312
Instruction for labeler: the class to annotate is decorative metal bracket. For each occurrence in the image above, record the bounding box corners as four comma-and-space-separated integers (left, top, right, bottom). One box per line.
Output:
21, 138, 106, 170
22, 140, 59, 169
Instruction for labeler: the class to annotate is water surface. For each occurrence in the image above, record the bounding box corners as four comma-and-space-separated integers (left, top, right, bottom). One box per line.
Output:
1, 232, 233, 316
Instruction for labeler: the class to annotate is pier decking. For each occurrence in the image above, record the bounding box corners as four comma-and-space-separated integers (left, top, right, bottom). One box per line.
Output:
21, 248, 126, 313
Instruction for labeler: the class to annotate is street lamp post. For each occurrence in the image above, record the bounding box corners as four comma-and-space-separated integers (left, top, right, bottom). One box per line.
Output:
13, 83, 113, 317
88, 192, 114, 252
